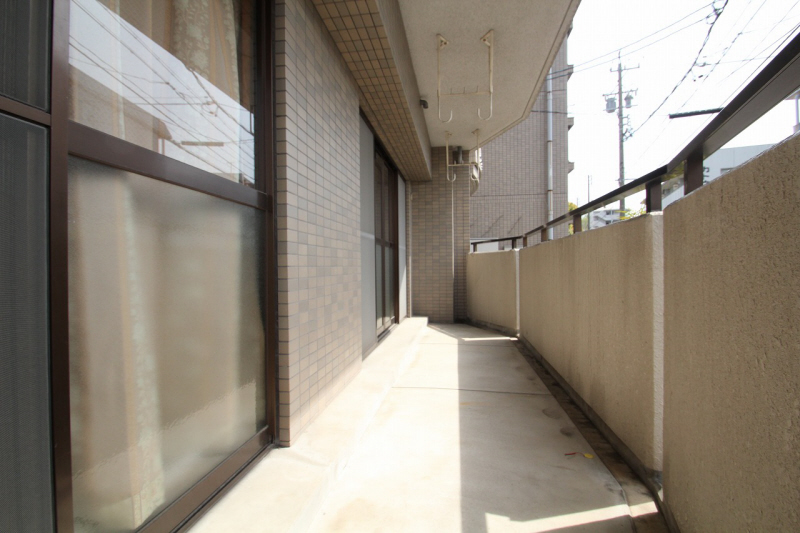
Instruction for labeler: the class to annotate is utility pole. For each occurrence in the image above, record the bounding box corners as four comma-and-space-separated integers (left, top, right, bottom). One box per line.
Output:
616, 59, 625, 213
604, 53, 637, 215
586, 175, 591, 230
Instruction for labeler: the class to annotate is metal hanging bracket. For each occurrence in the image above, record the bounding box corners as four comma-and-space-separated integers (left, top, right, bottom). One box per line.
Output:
437, 35, 452, 123
444, 129, 483, 183
436, 30, 495, 123
478, 30, 494, 121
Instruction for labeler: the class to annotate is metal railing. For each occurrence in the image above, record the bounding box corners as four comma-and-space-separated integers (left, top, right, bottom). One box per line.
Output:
472, 32, 800, 253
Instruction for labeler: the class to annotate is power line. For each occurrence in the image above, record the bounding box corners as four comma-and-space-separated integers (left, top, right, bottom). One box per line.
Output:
736, 0, 799, 69
630, 0, 730, 137
630, 3, 799, 171
545, 17, 709, 83
672, 28, 745, 114
547, 2, 714, 78
720, 20, 800, 112
662, 21, 799, 169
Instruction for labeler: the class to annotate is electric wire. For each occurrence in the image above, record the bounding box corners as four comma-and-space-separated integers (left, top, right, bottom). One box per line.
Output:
70, 0, 256, 179
630, 2, 799, 169
546, 2, 714, 79
630, 0, 730, 137
718, 20, 800, 115
679, 17, 800, 153
70, 42, 247, 177
544, 17, 709, 83
673, 0, 761, 109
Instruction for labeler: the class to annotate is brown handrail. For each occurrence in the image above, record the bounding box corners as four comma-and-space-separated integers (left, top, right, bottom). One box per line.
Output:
472, 31, 800, 249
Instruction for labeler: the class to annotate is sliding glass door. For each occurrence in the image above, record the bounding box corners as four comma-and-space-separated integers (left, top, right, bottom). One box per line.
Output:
374, 152, 397, 336
0, 1, 277, 531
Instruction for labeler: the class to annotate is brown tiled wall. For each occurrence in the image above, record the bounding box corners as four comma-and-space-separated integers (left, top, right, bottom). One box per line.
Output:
276, 0, 362, 444
471, 40, 571, 241
405, 175, 413, 317
409, 147, 470, 323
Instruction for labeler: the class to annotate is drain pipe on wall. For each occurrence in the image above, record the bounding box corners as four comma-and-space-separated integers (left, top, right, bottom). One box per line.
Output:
546, 68, 554, 241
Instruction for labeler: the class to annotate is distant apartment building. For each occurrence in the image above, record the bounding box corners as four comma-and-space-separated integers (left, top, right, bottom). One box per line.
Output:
470, 38, 573, 245
589, 208, 622, 227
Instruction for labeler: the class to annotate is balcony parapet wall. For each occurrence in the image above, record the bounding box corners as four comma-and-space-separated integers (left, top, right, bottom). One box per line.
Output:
518, 214, 665, 474
663, 133, 800, 533
467, 250, 519, 335
466, 133, 800, 532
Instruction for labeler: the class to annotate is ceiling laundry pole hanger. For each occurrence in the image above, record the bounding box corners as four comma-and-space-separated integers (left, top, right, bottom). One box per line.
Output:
437, 30, 495, 124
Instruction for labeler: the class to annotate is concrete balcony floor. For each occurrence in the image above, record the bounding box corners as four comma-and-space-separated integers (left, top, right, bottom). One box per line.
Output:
192, 321, 667, 532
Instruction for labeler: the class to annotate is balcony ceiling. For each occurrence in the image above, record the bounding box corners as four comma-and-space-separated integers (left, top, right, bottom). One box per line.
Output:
400, 0, 580, 149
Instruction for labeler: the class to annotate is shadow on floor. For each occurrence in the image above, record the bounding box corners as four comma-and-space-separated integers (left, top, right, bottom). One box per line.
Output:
309, 323, 664, 532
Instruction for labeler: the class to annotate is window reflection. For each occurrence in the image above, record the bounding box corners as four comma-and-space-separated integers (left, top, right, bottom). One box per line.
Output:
68, 0, 256, 186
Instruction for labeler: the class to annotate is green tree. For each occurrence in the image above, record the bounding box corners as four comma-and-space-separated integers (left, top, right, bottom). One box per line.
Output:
567, 202, 581, 234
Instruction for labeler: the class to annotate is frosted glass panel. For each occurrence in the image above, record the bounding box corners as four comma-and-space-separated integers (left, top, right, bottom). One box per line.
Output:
68, 0, 256, 185
67, 157, 265, 531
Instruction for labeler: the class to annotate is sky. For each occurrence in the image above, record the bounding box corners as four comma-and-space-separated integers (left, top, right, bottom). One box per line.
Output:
565, 0, 800, 209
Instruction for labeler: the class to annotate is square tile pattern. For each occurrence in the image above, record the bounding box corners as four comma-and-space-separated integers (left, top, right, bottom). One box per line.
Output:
277, 0, 476, 444
470, 40, 571, 241
410, 147, 470, 323
276, 0, 363, 444
311, 0, 431, 181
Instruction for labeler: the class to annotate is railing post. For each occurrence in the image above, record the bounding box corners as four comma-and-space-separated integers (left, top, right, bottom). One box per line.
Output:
646, 180, 662, 212
522, 235, 528, 247
684, 150, 703, 194
572, 214, 582, 233
511, 237, 518, 249
540, 228, 549, 242
472, 242, 477, 253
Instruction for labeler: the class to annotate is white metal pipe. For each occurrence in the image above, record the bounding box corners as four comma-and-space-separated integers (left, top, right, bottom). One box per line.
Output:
546, 68, 554, 240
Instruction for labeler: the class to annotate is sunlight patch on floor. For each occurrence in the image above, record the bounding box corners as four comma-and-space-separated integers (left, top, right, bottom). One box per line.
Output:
485, 504, 631, 532
628, 501, 659, 518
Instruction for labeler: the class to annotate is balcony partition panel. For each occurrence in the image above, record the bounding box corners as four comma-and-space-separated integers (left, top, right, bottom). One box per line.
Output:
0, 0, 50, 109
0, 113, 54, 532
0, 2, 54, 531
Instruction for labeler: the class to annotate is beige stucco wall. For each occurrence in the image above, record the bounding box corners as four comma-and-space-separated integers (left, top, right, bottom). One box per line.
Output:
467, 250, 518, 333
663, 135, 800, 532
519, 214, 664, 471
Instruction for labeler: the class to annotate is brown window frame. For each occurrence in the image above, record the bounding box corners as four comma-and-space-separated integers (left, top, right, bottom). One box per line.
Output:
359, 110, 402, 342
0, 1, 278, 531
373, 144, 401, 338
